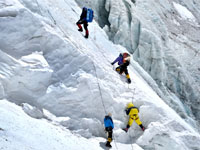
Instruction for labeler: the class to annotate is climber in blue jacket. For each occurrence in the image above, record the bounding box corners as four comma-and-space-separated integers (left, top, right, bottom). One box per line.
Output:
104, 113, 114, 148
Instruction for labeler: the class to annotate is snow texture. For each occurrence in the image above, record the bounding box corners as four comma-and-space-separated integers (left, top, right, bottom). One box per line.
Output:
173, 2, 196, 22
1, 100, 141, 150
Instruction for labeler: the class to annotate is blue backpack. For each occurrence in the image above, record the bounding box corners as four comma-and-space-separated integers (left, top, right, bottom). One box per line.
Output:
86, 8, 94, 22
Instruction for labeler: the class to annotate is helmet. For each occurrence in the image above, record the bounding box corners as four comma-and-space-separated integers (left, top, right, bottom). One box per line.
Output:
123, 52, 130, 58
126, 102, 134, 108
108, 112, 112, 117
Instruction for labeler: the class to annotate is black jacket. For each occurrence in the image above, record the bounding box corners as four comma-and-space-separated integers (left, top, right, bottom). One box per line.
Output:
80, 7, 87, 20
120, 60, 130, 69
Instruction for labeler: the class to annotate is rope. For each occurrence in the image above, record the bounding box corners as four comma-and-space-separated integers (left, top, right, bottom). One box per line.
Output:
112, 133, 118, 149
92, 61, 107, 115
131, 88, 135, 104
47, 10, 56, 25
128, 132, 134, 150
34, 0, 43, 16
63, 0, 79, 15
127, 85, 136, 150
92, 61, 119, 149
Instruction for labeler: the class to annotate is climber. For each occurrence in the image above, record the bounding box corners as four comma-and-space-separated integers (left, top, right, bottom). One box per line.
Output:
104, 113, 114, 148
76, 7, 93, 38
111, 53, 131, 84
123, 102, 145, 132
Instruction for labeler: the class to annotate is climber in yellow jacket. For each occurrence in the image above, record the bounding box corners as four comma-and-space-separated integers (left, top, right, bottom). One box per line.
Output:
123, 102, 145, 132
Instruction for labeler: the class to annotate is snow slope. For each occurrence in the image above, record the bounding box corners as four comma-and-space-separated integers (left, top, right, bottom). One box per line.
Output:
1, 100, 142, 150
0, 0, 200, 149
75, 0, 200, 125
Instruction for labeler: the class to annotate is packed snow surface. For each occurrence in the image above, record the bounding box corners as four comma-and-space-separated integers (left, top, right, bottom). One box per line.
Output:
173, 2, 196, 21
1, 100, 142, 150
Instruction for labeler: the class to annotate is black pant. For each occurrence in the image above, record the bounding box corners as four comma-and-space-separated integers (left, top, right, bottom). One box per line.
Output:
116, 66, 129, 75
76, 19, 88, 30
105, 127, 113, 143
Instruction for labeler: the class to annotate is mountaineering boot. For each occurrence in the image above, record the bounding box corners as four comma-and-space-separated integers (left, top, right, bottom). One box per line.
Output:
78, 28, 83, 32
77, 24, 83, 32
85, 29, 89, 38
126, 74, 131, 84
122, 128, 128, 132
84, 34, 88, 38
142, 127, 145, 131
115, 67, 120, 73
127, 78, 131, 84
105, 141, 112, 148
139, 124, 145, 131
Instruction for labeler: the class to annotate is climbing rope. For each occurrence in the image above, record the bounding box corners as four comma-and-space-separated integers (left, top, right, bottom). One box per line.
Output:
127, 84, 136, 150
92, 61, 119, 149
131, 88, 135, 104
47, 10, 56, 25
128, 132, 134, 150
92, 61, 107, 115
63, 0, 79, 15
112, 133, 118, 149
34, 0, 43, 16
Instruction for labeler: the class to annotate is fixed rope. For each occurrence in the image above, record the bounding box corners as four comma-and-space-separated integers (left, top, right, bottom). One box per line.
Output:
92, 61, 107, 115
128, 132, 134, 150
127, 85, 136, 150
112, 133, 118, 149
47, 10, 56, 25
34, 0, 43, 16
92, 61, 119, 149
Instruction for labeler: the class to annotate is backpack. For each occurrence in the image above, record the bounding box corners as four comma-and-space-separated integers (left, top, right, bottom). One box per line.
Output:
86, 8, 94, 22
125, 106, 139, 115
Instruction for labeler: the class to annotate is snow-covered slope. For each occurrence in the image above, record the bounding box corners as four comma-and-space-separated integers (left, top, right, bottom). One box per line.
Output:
75, 0, 200, 127
1, 100, 142, 150
0, 0, 200, 149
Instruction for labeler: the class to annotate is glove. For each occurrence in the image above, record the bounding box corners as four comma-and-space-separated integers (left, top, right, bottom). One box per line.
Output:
127, 78, 131, 84
125, 108, 129, 115
111, 62, 114, 65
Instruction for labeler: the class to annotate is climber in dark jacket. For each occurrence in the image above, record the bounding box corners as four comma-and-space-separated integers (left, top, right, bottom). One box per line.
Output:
76, 7, 89, 38
111, 53, 131, 84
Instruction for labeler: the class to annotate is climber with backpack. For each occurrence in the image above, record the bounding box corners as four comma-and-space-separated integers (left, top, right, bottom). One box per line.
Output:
76, 7, 94, 38
123, 102, 145, 132
111, 52, 131, 84
104, 113, 114, 148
